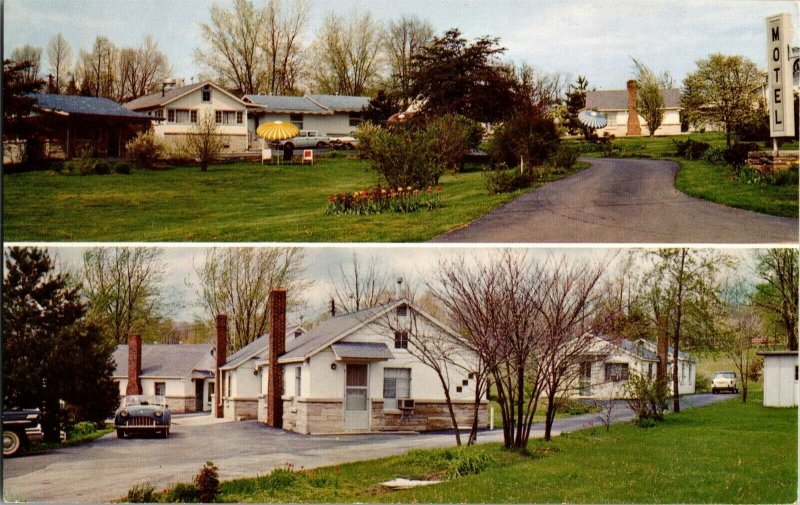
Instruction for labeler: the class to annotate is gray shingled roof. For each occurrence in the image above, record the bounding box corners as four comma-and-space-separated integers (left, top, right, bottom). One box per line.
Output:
30, 94, 154, 120
113, 344, 215, 378
585, 88, 681, 110
123, 82, 206, 110
220, 326, 304, 370
331, 342, 394, 360
599, 335, 695, 362
306, 94, 370, 112
243, 95, 331, 114
279, 301, 400, 362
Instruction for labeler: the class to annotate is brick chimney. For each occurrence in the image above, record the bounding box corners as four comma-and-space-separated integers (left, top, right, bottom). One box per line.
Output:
215, 314, 228, 418
626, 79, 641, 136
266, 289, 287, 428
125, 334, 143, 395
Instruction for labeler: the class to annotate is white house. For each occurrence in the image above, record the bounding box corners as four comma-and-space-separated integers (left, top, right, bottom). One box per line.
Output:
219, 290, 487, 434
125, 81, 254, 152
243, 93, 370, 143
219, 324, 305, 420
757, 350, 798, 407
585, 80, 682, 137
571, 335, 696, 400
112, 334, 216, 414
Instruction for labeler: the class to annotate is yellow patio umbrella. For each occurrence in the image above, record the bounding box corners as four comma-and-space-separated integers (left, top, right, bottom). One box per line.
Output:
256, 120, 300, 141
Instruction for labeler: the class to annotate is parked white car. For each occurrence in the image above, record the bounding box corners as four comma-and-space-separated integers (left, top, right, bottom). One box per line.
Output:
275, 131, 330, 150
711, 371, 738, 394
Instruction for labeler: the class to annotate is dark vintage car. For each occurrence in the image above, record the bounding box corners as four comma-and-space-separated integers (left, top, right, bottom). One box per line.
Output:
3, 409, 44, 457
114, 395, 171, 439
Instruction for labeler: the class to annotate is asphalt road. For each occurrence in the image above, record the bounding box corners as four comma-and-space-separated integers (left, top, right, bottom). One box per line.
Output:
3, 393, 735, 503
433, 158, 798, 243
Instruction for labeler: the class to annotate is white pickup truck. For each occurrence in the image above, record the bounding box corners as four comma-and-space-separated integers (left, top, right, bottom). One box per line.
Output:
275, 131, 330, 150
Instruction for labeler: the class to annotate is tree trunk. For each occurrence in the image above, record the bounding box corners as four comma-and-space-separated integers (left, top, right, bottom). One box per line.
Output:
672, 333, 680, 413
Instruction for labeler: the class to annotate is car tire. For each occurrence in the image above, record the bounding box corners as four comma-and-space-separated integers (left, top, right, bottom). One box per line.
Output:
712, 388, 717, 394
3, 430, 23, 457
284, 142, 294, 151
116, 429, 125, 439
315, 141, 327, 149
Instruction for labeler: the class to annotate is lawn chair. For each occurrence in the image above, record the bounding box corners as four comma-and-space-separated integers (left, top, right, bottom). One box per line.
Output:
302, 149, 314, 165
261, 148, 273, 165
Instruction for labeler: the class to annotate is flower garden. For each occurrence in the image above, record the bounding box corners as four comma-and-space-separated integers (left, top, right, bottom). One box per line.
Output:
326, 185, 443, 215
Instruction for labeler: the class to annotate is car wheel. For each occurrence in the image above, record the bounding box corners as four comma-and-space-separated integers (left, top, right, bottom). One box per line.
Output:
116, 429, 125, 439
284, 143, 294, 151
712, 388, 717, 394
315, 141, 328, 149
3, 430, 23, 457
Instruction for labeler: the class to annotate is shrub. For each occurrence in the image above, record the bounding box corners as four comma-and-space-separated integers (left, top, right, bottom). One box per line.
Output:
673, 138, 710, 160
701, 146, 726, 164
161, 482, 200, 503
126, 129, 164, 169
548, 144, 579, 172
487, 111, 560, 168
554, 398, 593, 416
68, 421, 97, 438
623, 372, 668, 423
446, 451, 494, 478
771, 164, 799, 186
356, 122, 445, 188
597, 133, 618, 157
695, 372, 711, 393
426, 114, 484, 172
723, 142, 759, 169
126, 483, 158, 503
113, 161, 133, 175
93, 160, 112, 175
194, 461, 220, 503
748, 356, 764, 382
485, 168, 534, 194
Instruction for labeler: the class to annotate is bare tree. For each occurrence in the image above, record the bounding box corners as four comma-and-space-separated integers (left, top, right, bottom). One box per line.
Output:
328, 253, 392, 313
310, 11, 385, 95
262, 0, 308, 95
82, 247, 166, 344
11, 45, 43, 88
77, 36, 117, 98
535, 256, 609, 441
194, 247, 306, 353
754, 249, 798, 351
385, 15, 434, 107
117, 36, 171, 101
719, 291, 760, 403
47, 34, 72, 94
180, 111, 226, 171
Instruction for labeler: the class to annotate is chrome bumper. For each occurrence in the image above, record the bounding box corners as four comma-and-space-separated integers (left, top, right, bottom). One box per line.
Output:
24, 425, 44, 444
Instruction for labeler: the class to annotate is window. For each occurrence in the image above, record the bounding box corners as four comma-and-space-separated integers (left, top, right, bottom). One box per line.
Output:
154, 109, 163, 119
580, 361, 592, 380
607, 112, 617, 127
681, 363, 687, 383
604, 363, 629, 382
216, 111, 238, 125
175, 109, 190, 124
236, 111, 243, 124
648, 362, 654, 379
348, 112, 362, 127
295, 366, 302, 397
394, 331, 408, 349
190, 110, 197, 123
202, 85, 211, 102
396, 305, 408, 317
154, 382, 166, 396
207, 382, 215, 403
383, 368, 411, 409
167, 109, 175, 123
290, 113, 303, 130
215, 111, 223, 124
226, 373, 231, 397
795, 366, 798, 381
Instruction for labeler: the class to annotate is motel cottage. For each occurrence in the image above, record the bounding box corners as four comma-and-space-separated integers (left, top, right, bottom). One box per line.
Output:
586, 80, 682, 137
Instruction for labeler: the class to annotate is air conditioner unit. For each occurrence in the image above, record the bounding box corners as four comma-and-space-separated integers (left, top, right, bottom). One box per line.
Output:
397, 398, 415, 410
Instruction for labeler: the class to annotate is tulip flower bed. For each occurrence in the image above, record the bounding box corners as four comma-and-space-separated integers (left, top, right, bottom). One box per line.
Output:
326, 186, 443, 215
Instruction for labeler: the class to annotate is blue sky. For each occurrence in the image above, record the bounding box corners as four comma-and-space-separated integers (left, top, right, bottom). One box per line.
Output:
4, 0, 797, 89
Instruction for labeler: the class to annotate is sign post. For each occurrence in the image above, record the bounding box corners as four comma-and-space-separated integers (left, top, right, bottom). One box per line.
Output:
766, 13, 796, 153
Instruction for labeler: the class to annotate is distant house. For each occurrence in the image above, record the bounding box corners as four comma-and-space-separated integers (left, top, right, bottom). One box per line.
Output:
243, 93, 370, 142
112, 335, 216, 414
125, 81, 254, 153
218, 291, 487, 434
571, 335, 697, 399
757, 350, 798, 407
585, 80, 682, 137
7, 93, 156, 161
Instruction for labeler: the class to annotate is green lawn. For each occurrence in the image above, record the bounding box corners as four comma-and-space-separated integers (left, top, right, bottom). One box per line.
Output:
2, 159, 588, 242
577, 132, 798, 218
218, 392, 796, 503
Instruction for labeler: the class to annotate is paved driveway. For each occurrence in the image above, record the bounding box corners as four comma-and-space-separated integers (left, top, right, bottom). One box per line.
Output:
3, 393, 735, 503
433, 158, 798, 243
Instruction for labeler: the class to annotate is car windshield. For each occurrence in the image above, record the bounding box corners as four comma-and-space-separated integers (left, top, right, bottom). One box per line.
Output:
714, 372, 736, 379
125, 395, 166, 407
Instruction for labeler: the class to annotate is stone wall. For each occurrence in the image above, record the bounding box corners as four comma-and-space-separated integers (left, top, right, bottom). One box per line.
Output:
166, 395, 197, 414
283, 398, 342, 435
163, 133, 249, 153
371, 400, 487, 432
224, 398, 259, 420
747, 150, 799, 173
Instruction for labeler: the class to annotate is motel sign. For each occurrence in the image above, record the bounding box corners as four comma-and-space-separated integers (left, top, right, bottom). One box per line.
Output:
766, 13, 795, 138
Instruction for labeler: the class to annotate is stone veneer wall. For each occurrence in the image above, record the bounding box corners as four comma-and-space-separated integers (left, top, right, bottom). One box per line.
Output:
224, 398, 259, 420
283, 398, 343, 435
372, 400, 487, 432
165, 396, 197, 414
747, 150, 799, 173
163, 133, 248, 153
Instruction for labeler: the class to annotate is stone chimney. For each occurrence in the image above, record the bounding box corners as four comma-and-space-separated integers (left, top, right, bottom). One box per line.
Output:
267, 289, 287, 428
125, 334, 143, 395
626, 80, 641, 136
215, 314, 228, 418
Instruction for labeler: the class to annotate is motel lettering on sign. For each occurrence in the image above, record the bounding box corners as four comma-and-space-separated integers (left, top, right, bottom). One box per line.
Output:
766, 13, 796, 138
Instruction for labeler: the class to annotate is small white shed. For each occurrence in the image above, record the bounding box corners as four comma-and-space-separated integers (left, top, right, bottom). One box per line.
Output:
757, 350, 798, 407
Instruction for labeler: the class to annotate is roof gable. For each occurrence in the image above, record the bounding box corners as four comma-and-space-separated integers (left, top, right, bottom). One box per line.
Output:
221, 325, 305, 370
125, 81, 248, 110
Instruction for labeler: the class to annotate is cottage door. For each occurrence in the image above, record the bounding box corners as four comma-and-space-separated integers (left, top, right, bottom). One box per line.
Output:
343, 364, 369, 431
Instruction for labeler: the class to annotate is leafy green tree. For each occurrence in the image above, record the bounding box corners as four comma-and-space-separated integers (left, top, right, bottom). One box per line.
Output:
753, 249, 798, 351
563, 75, 591, 137
632, 58, 669, 137
681, 54, 764, 146
3, 59, 45, 140
362, 89, 401, 125
3, 247, 118, 441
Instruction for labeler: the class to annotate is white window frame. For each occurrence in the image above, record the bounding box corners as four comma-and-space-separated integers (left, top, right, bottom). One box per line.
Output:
154, 382, 166, 396
295, 366, 302, 398
383, 368, 411, 410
